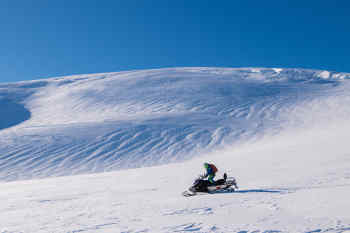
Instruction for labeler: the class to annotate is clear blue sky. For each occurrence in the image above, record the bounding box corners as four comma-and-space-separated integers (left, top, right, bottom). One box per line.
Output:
1, 0, 349, 83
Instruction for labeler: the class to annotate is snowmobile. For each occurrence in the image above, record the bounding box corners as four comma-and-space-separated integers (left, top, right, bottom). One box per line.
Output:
182, 173, 238, 197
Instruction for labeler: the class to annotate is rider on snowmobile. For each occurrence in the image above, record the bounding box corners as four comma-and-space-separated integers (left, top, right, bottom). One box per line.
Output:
201, 162, 218, 184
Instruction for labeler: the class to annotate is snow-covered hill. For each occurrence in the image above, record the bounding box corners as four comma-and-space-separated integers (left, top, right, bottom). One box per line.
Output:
1, 67, 350, 232
1, 67, 349, 181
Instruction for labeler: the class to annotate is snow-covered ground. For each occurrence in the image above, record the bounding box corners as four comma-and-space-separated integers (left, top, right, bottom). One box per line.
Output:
0, 68, 350, 232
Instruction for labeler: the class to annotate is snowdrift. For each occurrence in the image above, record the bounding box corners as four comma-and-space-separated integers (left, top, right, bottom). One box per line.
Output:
0, 67, 350, 181
1, 67, 350, 232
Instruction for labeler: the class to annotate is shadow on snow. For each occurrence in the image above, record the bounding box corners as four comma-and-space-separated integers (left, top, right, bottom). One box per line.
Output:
212, 189, 283, 195
0, 98, 31, 131
235, 189, 283, 193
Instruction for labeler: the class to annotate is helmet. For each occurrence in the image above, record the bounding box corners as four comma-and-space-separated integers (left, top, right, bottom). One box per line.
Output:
203, 162, 209, 168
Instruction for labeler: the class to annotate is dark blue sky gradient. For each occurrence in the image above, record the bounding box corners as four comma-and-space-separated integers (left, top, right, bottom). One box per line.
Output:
1, 0, 349, 82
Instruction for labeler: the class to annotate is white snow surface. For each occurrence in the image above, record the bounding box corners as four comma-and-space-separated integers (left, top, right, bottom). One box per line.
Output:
1, 67, 350, 232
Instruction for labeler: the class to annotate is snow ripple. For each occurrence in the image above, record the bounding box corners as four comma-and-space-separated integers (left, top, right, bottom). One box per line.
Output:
0, 67, 350, 181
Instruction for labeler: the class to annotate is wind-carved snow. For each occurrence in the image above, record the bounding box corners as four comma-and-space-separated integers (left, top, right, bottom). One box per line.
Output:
318, 70, 331, 79
0, 68, 350, 181
1, 67, 350, 232
273, 68, 283, 74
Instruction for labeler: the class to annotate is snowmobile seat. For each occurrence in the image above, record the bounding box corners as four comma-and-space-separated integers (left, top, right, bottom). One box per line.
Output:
214, 179, 226, 185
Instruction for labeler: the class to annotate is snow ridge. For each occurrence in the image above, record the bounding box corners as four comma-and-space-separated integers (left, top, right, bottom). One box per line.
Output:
0, 67, 350, 181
